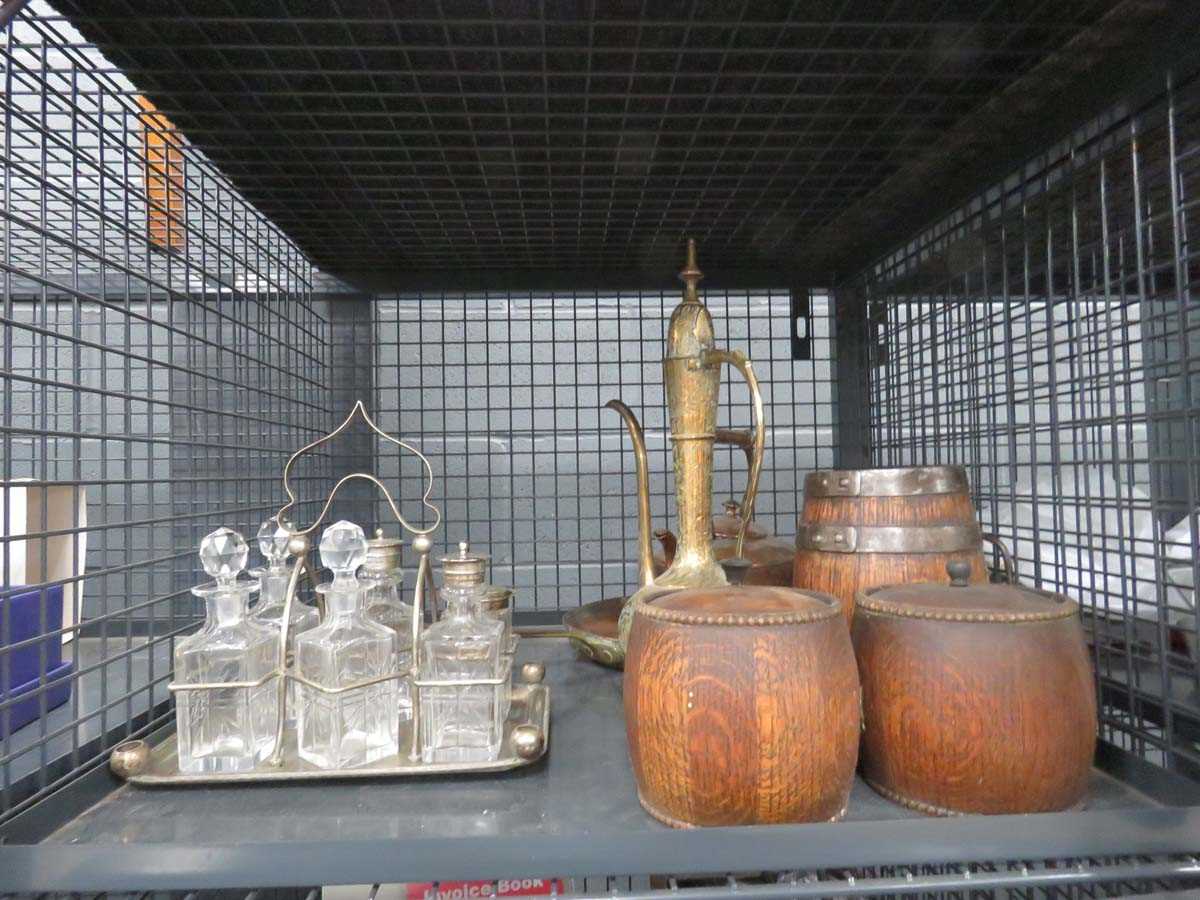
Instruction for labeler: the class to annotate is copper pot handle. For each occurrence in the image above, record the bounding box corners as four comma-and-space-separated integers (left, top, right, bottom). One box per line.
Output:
703, 349, 765, 558
981, 532, 1017, 584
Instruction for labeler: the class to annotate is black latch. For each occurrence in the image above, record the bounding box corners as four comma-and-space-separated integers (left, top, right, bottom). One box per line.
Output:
790, 289, 812, 360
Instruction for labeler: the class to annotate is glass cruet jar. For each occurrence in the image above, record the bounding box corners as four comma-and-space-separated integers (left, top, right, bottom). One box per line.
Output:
419, 542, 507, 763
250, 515, 318, 726
360, 529, 413, 634
360, 528, 414, 718
480, 581, 514, 656
175, 527, 280, 774
295, 521, 400, 769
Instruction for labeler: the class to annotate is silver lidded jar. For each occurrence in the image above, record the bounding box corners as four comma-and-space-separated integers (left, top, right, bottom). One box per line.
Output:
359, 528, 414, 719
419, 542, 507, 763
481, 583, 514, 655
360, 530, 412, 635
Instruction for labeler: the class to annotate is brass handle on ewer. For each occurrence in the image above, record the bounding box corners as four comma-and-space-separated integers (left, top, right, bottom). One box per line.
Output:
703, 349, 765, 559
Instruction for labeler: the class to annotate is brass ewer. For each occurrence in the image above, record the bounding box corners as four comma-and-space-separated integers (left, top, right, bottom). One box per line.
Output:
608, 240, 765, 647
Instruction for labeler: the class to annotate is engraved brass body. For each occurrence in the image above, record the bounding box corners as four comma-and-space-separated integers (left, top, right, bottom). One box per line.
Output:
606, 241, 765, 648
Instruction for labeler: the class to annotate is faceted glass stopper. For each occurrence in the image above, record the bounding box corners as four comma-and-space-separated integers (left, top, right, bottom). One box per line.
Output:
200, 527, 249, 584
319, 520, 368, 577
257, 515, 295, 565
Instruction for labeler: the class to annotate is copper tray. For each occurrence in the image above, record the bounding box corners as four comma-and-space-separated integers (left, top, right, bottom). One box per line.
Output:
562, 597, 626, 669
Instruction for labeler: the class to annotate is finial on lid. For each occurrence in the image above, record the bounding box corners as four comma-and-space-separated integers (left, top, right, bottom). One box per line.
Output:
200, 527, 248, 587
376, 528, 383, 539
946, 559, 972, 587
320, 520, 367, 585
678, 238, 704, 303
257, 515, 294, 567
440, 540, 488, 587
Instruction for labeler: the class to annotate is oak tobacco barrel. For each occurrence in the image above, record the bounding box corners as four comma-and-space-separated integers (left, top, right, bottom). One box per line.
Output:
793, 465, 988, 622
624, 586, 860, 828
852, 562, 1097, 816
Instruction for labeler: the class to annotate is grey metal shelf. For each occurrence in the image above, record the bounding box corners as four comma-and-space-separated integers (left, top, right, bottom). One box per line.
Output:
2, 638, 1199, 893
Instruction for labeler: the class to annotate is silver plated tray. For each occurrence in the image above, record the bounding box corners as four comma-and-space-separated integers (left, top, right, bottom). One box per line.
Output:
111, 680, 549, 786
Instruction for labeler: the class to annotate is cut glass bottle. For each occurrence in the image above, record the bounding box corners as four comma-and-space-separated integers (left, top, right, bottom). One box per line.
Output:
250, 515, 318, 727
419, 542, 507, 763
175, 527, 280, 774
360, 529, 413, 721
296, 521, 400, 769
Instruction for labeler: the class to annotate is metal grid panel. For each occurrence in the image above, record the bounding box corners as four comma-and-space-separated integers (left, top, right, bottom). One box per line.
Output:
859, 71, 1200, 777
48, 0, 1130, 280
0, 1, 331, 824
372, 287, 833, 614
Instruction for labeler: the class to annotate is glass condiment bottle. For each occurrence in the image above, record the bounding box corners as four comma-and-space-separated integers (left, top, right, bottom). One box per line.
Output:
175, 527, 279, 774
480, 581, 514, 655
295, 521, 400, 769
419, 542, 506, 763
479, 578, 515, 721
360, 528, 414, 719
251, 515, 318, 727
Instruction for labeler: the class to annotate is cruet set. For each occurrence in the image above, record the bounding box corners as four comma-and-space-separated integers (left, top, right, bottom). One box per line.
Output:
164, 402, 531, 780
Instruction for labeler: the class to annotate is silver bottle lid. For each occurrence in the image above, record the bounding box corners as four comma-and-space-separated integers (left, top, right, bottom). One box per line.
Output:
440, 541, 488, 587
362, 528, 404, 573
481, 585, 513, 612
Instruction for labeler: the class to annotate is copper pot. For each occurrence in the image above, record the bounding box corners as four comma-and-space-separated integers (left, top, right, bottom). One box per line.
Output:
654, 499, 793, 587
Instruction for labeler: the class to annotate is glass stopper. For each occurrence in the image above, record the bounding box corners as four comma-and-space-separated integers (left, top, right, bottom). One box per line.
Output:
199, 527, 248, 586
319, 520, 368, 583
257, 515, 295, 566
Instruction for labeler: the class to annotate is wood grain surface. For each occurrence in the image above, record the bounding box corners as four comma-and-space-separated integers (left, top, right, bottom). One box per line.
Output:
624, 590, 861, 827
852, 607, 1097, 815
793, 491, 988, 622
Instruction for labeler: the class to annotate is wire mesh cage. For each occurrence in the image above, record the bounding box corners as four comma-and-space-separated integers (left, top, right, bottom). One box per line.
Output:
1, 0, 1200, 897
371, 287, 834, 616
858, 70, 1200, 782
0, 2, 333, 824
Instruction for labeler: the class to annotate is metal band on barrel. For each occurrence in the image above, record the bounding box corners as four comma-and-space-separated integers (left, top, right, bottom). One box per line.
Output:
804, 466, 969, 498
794, 523, 982, 554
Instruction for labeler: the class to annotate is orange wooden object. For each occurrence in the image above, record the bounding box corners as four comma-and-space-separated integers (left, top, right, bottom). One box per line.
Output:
624, 585, 860, 827
793, 466, 989, 622
853, 565, 1097, 815
136, 95, 185, 253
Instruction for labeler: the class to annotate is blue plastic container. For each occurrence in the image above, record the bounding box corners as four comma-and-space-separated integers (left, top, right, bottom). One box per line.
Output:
1, 585, 73, 737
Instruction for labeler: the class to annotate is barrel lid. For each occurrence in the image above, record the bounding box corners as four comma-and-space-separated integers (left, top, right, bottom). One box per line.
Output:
859, 561, 1077, 623
641, 585, 840, 626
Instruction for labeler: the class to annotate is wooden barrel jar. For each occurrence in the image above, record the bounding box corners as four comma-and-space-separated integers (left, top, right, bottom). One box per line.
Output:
624, 585, 860, 827
793, 465, 989, 622
853, 561, 1097, 816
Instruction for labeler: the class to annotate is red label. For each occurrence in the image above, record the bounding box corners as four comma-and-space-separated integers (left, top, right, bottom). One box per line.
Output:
406, 879, 565, 900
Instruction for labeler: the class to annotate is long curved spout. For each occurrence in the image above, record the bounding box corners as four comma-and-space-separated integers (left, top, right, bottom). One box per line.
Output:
604, 399, 654, 589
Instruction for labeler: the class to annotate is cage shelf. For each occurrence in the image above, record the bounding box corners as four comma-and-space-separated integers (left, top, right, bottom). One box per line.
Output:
0, 638, 1198, 893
